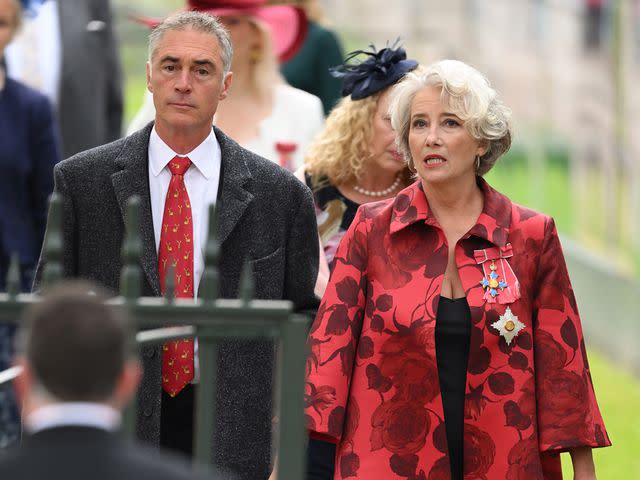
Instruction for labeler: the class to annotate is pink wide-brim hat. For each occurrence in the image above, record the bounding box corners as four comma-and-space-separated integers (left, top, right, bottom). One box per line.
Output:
132, 0, 308, 63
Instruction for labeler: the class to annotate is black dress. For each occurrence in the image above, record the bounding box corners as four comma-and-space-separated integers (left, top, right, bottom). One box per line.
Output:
306, 296, 471, 479
435, 296, 471, 480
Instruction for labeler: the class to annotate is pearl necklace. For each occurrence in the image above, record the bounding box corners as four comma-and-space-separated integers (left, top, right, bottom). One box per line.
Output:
353, 174, 402, 197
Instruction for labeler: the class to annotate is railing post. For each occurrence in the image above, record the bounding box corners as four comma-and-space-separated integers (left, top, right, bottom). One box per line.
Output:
276, 314, 309, 480
194, 333, 219, 465
42, 193, 63, 288
194, 203, 221, 465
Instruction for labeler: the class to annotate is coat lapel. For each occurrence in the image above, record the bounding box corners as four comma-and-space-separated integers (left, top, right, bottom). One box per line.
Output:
214, 127, 254, 245
111, 123, 160, 295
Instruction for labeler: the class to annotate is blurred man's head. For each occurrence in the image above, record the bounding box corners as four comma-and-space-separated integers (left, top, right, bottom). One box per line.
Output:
14, 281, 141, 414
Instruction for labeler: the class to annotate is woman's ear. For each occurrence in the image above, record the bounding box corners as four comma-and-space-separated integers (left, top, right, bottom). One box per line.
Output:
477, 140, 489, 157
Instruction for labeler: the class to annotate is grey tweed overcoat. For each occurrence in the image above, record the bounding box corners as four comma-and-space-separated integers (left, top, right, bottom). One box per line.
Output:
33, 123, 319, 480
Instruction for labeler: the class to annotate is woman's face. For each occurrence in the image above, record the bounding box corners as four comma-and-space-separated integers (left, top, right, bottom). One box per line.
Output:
367, 88, 405, 175
408, 85, 486, 187
0, 0, 17, 56
218, 15, 260, 67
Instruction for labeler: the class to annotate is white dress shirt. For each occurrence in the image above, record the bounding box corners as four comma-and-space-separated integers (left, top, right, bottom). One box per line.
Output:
148, 125, 221, 296
25, 402, 121, 434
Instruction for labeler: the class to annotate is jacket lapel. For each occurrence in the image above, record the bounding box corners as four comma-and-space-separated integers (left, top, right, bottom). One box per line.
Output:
214, 127, 254, 245
111, 123, 160, 295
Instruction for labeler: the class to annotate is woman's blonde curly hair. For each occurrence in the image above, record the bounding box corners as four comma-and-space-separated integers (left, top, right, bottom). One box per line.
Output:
304, 91, 413, 189
304, 93, 380, 186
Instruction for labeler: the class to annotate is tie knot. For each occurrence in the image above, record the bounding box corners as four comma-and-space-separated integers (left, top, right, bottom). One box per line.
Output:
168, 156, 192, 176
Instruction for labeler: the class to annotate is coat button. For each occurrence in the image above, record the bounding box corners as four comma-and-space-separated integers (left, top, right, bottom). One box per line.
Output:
144, 349, 155, 358
143, 407, 153, 417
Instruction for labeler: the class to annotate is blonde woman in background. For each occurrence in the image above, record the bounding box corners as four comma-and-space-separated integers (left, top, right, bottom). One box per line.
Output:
295, 43, 418, 296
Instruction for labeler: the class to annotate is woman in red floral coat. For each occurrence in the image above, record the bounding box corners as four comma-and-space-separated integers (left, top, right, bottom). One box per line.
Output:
304, 59, 610, 480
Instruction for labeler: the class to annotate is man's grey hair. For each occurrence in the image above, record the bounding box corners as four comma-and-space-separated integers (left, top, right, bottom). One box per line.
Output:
148, 11, 233, 75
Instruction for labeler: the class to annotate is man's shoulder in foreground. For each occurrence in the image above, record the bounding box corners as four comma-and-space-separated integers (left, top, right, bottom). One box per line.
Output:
0, 428, 230, 480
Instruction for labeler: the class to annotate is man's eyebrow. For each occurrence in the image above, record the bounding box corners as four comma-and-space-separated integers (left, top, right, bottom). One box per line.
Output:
159, 55, 179, 63
193, 59, 216, 69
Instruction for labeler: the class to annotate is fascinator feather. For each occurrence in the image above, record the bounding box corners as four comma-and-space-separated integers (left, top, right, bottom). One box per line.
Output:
329, 39, 418, 100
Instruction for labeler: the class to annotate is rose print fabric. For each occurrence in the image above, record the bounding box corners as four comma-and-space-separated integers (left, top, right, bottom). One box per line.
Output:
305, 178, 610, 479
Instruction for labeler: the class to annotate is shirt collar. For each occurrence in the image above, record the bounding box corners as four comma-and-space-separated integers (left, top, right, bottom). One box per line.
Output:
25, 402, 121, 434
389, 177, 512, 247
149, 126, 220, 179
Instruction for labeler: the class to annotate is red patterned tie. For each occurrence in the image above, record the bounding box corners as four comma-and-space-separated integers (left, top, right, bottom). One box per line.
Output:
159, 156, 194, 397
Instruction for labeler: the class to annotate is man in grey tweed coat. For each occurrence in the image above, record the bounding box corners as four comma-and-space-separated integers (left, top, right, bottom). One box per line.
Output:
34, 11, 318, 480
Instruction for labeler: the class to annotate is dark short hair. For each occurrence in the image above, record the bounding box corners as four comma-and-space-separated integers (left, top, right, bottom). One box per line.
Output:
18, 281, 136, 402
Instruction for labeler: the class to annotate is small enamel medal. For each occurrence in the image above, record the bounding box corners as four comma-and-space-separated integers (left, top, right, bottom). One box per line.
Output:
491, 306, 526, 345
474, 244, 521, 304
480, 261, 508, 298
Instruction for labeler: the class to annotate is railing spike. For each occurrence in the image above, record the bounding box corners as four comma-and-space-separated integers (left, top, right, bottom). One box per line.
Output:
6, 253, 21, 297
43, 192, 63, 288
165, 262, 176, 303
239, 260, 254, 305
120, 196, 142, 302
199, 203, 220, 302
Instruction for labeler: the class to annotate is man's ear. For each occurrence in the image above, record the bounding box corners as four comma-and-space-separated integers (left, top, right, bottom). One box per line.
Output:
219, 71, 233, 100
112, 359, 142, 410
146, 62, 153, 93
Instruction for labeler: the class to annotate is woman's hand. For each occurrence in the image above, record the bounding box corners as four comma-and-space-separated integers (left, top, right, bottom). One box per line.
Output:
569, 447, 596, 480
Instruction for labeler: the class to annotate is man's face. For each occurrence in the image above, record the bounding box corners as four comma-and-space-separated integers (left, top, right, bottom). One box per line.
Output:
147, 28, 232, 138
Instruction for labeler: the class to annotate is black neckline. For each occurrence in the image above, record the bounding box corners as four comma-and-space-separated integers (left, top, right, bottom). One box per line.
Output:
439, 295, 467, 303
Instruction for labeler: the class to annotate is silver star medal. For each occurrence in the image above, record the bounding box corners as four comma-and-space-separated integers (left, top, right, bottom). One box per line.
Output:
491, 306, 525, 345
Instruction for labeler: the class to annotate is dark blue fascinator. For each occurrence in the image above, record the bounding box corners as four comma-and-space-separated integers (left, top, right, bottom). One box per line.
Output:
329, 40, 418, 100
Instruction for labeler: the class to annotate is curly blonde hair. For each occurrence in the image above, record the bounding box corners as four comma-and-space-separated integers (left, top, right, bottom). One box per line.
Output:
304, 93, 381, 186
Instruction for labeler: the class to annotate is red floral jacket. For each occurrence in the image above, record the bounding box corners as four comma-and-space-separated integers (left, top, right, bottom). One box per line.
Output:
305, 179, 610, 480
